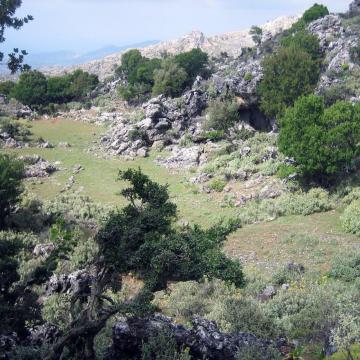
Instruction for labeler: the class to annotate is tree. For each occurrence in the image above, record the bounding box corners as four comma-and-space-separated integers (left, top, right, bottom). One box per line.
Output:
174, 48, 209, 84
0, 0, 33, 73
153, 58, 188, 97
0, 154, 24, 228
250, 26, 263, 46
280, 30, 321, 61
302, 3, 329, 24
67, 69, 99, 100
11, 70, 48, 107
278, 95, 360, 183
46, 169, 244, 359
258, 46, 320, 118
47, 76, 72, 103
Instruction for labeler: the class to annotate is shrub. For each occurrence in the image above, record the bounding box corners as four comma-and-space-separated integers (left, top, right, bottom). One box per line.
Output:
236, 344, 282, 360
152, 58, 188, 97
42, 294, 72, 331
279, 96, 360, 183
330, 252, 360, 282
205, 98, 239, 132
174, 48, 209, 84
280, 30, 321, 61
250, 25, 263, 46
341, 201, 360, 236
276, 164, 297, 179
202, 130, 225, 141
244, 72, 253, 81
302, 3, 329, 24
215, 297, 279, 339
0, 80, 15, 96
0, 154, 24, 228
208, 178, 227, 192
258, 46, 320, 118
128, 128, 149, 143
11, 70, 48, 107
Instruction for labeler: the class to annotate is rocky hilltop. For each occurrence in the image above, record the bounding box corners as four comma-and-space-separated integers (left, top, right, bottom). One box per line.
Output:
42, 16, 297, 80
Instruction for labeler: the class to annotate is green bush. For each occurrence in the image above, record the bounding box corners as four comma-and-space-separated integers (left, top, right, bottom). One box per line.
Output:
330, 252, 360, 281
289, 3, 329, 32
280, 30, 321, 61
0, 154, 24, 228
208, 178, 227, 192
152, 58, 188, 97
42, 294, 72, 331
0, 80, 15, 96
276, 164, 297, 179
278, 96, 360, 182
128, 128, 149, 143
236, 344, 281, 360
258, 46, 320, 118
11, 70, 48, 107
341, 201, 360, 236
205, 98, 239, 132
174, 48, 209, 84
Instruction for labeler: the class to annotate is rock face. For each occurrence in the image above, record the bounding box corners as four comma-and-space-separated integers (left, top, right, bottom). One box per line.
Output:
109, 315, 280, 360
309, 15, 358, 95
101, 88, 209, 157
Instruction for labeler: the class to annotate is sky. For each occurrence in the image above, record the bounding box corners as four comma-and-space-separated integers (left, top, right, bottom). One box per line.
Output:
3, 0, 350, 54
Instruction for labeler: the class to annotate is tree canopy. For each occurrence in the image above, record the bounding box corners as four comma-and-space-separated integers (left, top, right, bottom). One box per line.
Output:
278, 95, 360, 183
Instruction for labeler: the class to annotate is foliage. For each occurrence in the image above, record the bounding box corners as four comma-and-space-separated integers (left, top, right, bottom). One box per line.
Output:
141, 330, 191, 360
258, 46, 320, 118
205, 98, 239, 132
289, 3, 329, 32
278, 96, 360, 182
250, 25, 263, 46
207, 178, 227, 192
42, 294, 72, 331
341, 201, 360, 236
0, 116, 31, 140
280, 30, 321, 61
330, 252, 360, 282
128, 128, 149, 143
0, 80, 16, 95
276, 164, 297, 179
11, 69, 98, 108
152, 58, 188, 98
0, 231, 39, 337
97, 168, 244, 290
117, 48, 209, 101
0, 0, 33, 73
0, 154, 24, 228
174, 48, 209, 84
236, 344, 282, 360
238, 188, 334, 225
11, 70, 48, 107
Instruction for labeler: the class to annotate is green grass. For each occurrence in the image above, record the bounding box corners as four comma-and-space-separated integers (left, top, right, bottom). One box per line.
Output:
225, 210, 359, 274
5, 118, 238, 226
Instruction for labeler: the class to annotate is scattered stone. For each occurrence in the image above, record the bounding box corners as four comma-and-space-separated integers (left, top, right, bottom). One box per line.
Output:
58, 142, 71, 148
73, 164, 83, 174
33, 243, 56, 257
20, 155, 58, 178
258, 285, 277, 302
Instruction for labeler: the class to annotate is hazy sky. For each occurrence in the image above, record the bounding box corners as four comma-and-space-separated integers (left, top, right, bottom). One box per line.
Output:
3, 0, 350, 54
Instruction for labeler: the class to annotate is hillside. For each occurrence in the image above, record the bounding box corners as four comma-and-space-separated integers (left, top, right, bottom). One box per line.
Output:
42, 15, 298, 80
1, 2, 360, 360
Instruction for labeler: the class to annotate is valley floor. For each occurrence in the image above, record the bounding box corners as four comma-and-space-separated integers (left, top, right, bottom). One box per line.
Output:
6, 116, 358, 278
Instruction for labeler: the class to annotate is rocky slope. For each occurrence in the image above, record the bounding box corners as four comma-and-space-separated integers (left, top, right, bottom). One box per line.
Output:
42, 16, 297, 80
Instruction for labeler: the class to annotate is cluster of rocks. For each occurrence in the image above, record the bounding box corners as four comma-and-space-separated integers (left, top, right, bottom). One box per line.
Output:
19, 155, 58, 178
46, 270, 93, 298
108, 315, 286, 360
0, 96, 33, 118
101, 88, 209, 157
0, 132, 25, 149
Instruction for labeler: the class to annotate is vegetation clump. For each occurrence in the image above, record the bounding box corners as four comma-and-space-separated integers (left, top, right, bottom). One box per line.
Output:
278, 95, 360, 183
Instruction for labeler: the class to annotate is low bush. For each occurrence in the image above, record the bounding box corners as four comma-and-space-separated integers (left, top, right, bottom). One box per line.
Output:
0, 80, 16, 96
208, 178, 227, 192
330, 252, 360, 282
204, 98, 239, 132
341, 201, 360, 236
